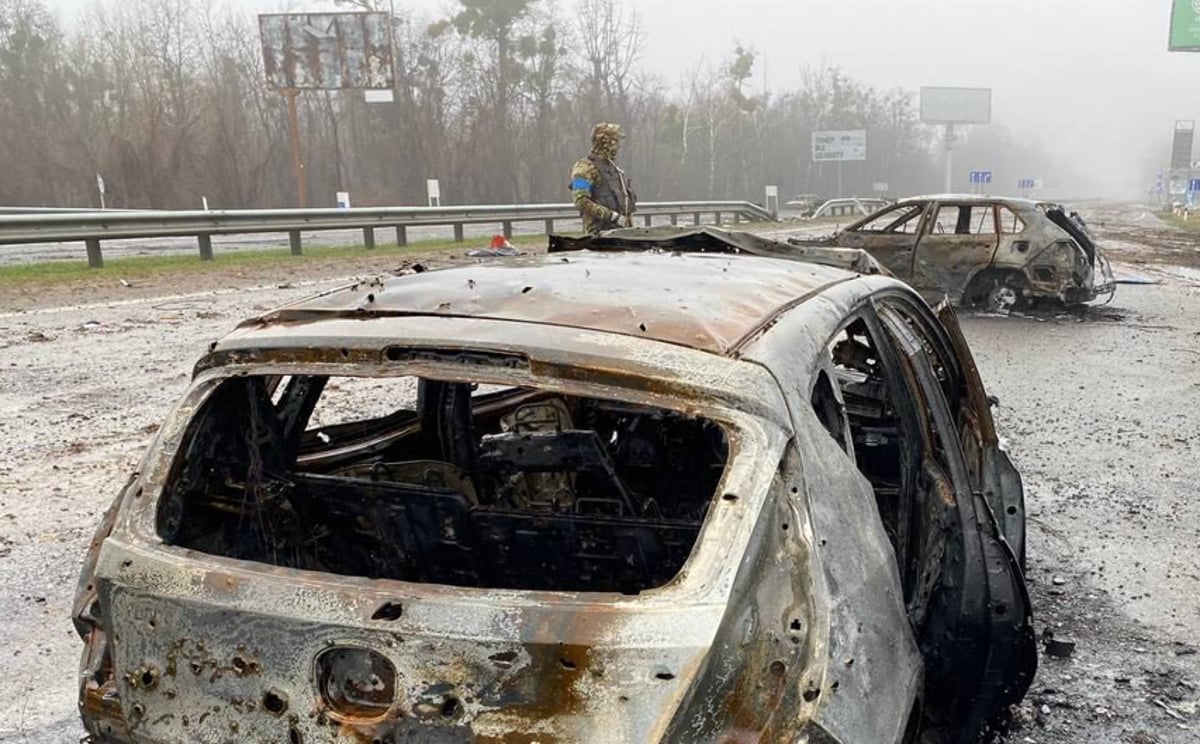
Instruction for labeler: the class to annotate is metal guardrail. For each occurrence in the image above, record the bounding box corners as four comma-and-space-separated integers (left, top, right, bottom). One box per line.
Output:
0, 207, 152, 215
0, 201, 774, 268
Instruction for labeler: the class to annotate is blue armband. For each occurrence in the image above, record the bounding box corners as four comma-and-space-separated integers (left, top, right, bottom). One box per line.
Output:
570, 177, 592, 191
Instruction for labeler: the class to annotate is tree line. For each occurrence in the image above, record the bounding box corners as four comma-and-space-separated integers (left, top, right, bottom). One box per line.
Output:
1, 0, 989, 210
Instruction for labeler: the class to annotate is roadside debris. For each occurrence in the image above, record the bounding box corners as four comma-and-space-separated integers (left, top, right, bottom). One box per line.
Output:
466, 234, 523, 258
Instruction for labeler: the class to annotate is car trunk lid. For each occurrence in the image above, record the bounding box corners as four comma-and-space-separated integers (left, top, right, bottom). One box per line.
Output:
93, 538, 722, 743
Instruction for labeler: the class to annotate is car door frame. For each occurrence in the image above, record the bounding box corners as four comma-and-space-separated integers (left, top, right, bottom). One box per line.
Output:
868, 291, 1027, 565
836, 201, 933, 281
911, 201, 1002, 299
869, 296, 1036, 737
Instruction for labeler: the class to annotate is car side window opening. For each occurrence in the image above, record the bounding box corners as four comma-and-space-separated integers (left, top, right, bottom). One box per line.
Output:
156, 373, 731, 595
855, 204, 925, 234
998, 205, 1025, 234
930, 204, 996, 236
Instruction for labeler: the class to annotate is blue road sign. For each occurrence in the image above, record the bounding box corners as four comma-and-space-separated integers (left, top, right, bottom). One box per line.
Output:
1189, 178, 1200, 192
1018, 178, 1036, 190
969, 170, 993, 185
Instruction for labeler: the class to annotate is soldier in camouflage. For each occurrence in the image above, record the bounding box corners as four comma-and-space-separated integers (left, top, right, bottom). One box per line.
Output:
569, 122, 637, 235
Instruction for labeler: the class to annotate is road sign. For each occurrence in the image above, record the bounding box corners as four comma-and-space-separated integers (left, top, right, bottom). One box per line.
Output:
1018, 178, 1035, 190
872, 181, 889, 193
1190, 178, 1200, 192
969, 171, 993, 185
1170, 0, 1200, 51
812, 130, 867, 162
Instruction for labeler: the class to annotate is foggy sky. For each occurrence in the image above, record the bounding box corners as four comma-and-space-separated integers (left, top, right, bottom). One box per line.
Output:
44, 0, 1200, 198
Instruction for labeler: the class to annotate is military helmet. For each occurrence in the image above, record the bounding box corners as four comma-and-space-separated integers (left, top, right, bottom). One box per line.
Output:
591, 122, 623, 157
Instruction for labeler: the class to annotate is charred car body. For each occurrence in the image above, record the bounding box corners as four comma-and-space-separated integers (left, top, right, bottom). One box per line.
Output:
74, 228, 1035, 743
790, 195, 1116, 311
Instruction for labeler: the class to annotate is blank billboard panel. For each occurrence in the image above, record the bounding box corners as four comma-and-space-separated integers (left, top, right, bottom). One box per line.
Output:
920, 87, 992, 124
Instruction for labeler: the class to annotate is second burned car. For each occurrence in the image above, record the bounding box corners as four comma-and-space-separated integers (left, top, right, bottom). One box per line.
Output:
790, 195, 1116, 311
73, 228, 1034, 743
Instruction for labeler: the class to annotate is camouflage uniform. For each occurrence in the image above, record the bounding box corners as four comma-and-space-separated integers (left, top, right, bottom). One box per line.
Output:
569, 122, 637, 235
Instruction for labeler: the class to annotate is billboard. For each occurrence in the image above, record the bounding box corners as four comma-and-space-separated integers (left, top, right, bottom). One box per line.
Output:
1170, 0, 1200, 51
919, 87, 992, 124
1171, 120, 1195, 171
259, 13, 395, 90
812, 130, 867, 162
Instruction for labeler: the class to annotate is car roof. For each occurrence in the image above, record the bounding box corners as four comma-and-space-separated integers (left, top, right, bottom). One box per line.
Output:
247, 251, 857, 357
895, 194, 1051, 209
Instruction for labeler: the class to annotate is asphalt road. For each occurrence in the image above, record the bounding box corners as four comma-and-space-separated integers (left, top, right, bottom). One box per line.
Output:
0, 204, 1197, 742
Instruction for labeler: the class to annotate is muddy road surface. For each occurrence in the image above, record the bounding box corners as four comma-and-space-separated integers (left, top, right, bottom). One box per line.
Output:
0, 204, 1197, 742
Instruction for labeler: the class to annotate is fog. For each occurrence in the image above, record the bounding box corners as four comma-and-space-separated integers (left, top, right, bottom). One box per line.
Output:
35, 0, 1200, 201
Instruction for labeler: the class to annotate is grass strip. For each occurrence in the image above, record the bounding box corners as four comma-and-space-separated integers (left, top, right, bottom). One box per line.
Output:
0, 237, 472, 285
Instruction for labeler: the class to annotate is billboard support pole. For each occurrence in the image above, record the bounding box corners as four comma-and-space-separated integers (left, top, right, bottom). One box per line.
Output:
943, 123, 955, 193
837, 162, 844, 198
284, 88, 308, 208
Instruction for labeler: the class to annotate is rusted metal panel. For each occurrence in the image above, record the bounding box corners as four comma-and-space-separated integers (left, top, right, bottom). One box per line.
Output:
258, 13, 395, 90
245, 252, 853, 357
791, 195, 1115, 308
88, 376, 795, 742
73, 247, 1033, 743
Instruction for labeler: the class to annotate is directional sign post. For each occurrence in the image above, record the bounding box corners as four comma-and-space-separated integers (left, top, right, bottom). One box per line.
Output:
1018, 178, 1037, 197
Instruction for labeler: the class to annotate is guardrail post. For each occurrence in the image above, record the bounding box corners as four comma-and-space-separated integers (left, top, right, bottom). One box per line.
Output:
198, 234, 214, 261
693, 212, 701, 226
732, 213, 741, 225
714, 212, 722, 225
85, 239, 103, 268
395, 226, 407, 247
453, 224, 464, 243
544, 219, 554, 234
670, 214, 678, 226
643, 215, 652, 227
289, 230, 303, 256
363, 228, 376, 250
502, 221, 514, 239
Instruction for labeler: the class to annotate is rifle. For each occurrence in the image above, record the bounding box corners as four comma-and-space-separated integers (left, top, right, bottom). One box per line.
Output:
614, 162, 634, 227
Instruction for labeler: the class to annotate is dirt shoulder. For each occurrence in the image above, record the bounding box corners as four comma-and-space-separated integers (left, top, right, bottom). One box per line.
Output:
0, 239, 546, 315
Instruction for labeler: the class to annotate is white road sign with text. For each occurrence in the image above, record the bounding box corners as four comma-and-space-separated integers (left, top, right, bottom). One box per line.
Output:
812, 130, 867, 162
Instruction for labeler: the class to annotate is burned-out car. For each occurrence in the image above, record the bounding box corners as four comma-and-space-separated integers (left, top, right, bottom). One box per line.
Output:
790, 195, 1116, 311
74, 229, 1035, 743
